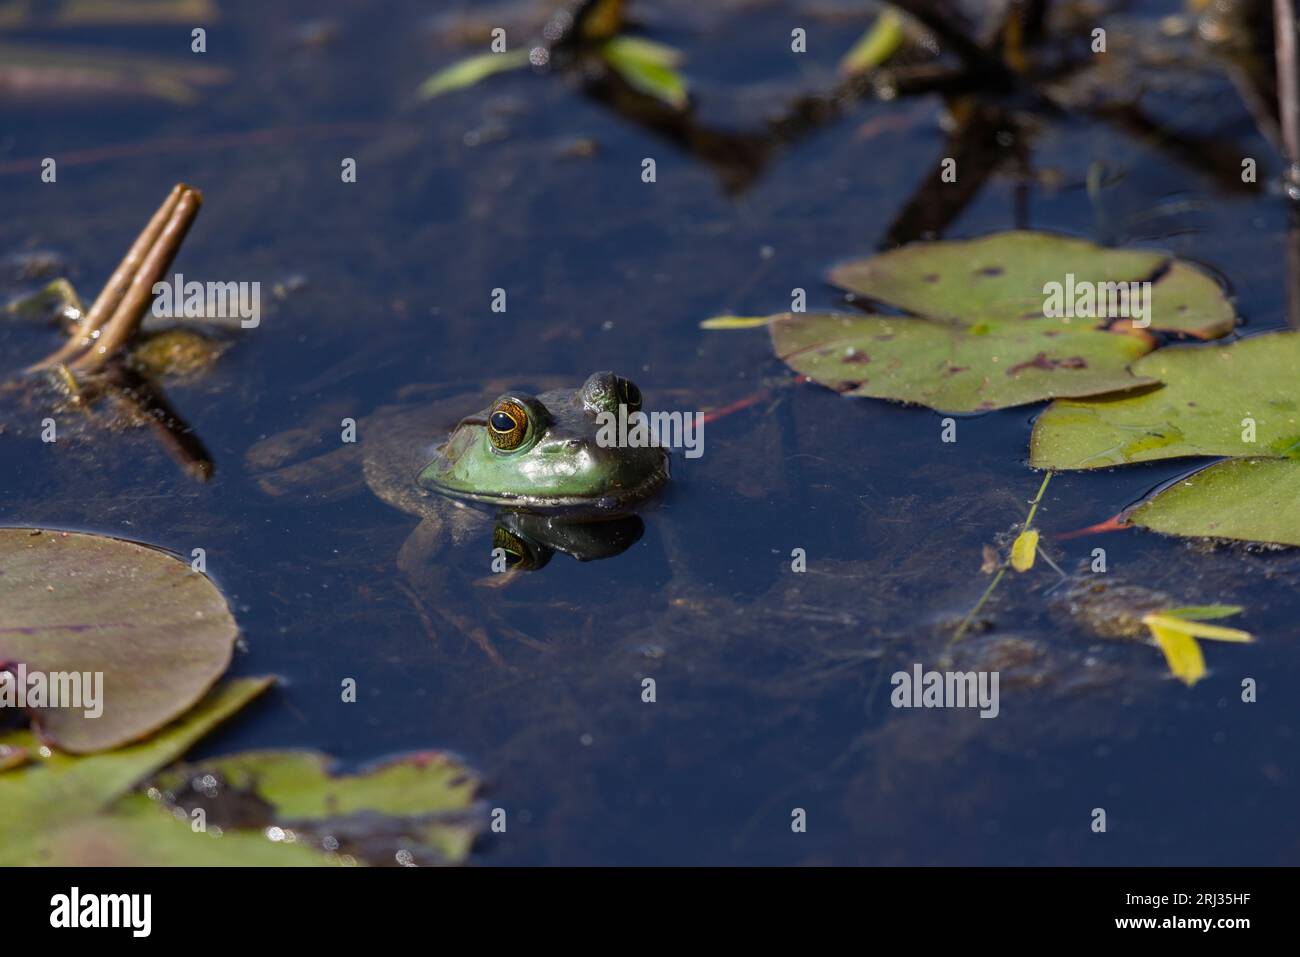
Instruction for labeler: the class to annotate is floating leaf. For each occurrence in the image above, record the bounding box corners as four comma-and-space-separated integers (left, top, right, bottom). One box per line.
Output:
1146, 621, 1207, 686
840, 8, 907, 76
418, 49, 531, 99
1160, 604, 1245, 621
1143, 613, 1253, 643
1031, 332, 1300, 469
699, 314, 771, 329
829, 232, 1233, 338
1142, 607, 1253, 687
0, 678, 272, 836
829, 232, 1167, 326
765, 232, 1238, 412
1010, 529, 1039, 571
1127, 458, 1300, 546
769, 311, 1153, 412
599, 36, 688, 109
149, 749, 484, 866
0, 528, 240, 753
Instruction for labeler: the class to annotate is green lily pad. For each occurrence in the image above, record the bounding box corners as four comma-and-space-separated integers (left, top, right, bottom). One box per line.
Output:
769, 311, 1154, 413
830, 232, 1166, 325
0, 678, 272, 844
766, 232, 1238, 412
829, 231, 1234, 338
0, 676, 485, 865
147, 749, 484, 866
1030, 332, 1300, 469
0, 528, 240, 753
1127, 458, 1300, 547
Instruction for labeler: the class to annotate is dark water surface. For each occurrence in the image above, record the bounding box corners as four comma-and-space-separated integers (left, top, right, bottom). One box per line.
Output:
2, 1, 1298, 864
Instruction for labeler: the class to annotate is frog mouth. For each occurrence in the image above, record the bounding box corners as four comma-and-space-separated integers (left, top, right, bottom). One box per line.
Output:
424, 459, 669, 517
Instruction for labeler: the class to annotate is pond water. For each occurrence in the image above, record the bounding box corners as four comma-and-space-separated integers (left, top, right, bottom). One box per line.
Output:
2, 0, 1297, 864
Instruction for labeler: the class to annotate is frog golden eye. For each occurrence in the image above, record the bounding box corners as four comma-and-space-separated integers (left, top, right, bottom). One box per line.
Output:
487, 401, 528, 451
618, 378, 642, 412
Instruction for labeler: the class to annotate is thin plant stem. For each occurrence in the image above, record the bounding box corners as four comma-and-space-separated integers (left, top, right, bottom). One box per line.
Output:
951, 470, 1054, 643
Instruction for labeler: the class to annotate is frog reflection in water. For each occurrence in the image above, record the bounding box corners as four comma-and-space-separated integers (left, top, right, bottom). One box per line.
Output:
247, 372, 669, 659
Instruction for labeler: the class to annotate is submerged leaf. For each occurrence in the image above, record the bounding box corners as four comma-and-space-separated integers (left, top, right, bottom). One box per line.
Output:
418, 49, 532, 99
0, 528, 240, 752
1031, 332, 1300, 469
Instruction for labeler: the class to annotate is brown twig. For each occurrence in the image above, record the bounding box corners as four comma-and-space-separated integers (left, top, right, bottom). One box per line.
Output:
1276, 0, 1300, 197
28, 183, 202, 374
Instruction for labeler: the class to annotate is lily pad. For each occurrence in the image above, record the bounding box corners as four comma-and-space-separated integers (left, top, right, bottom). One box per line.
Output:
0, 528, 240, 753
769, 311, 1153, 413
767, 232, 1238, 412
147, 749, 484, 866
0, 678, 272, 838
0, 676, 484, 865
829, 232, 1168, 326
1128, 458, 1300, 547
1030, 332, 1300, 469
828, 232, 1234, 338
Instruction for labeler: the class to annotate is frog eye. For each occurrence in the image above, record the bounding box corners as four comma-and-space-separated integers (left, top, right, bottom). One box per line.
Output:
618, 377, 642, 413
487, 400, 529, 451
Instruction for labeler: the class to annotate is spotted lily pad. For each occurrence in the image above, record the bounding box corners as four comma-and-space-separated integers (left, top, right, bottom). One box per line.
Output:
769, 232, 1236, 413
1127, 458, 1300, 547
828, 232, 1234, 338
0, 528, 240, 753
770, 312, 1154, 413
1030, 332, 1300, 469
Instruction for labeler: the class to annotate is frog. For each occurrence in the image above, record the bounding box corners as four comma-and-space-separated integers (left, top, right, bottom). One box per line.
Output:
245, 371, 669, 660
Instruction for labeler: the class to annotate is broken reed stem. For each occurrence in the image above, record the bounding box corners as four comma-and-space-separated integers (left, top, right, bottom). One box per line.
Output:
70, 187, 202, 373
27, 184, 202, 375
1278, 0, 1300, 196
951, 470, 1054, 643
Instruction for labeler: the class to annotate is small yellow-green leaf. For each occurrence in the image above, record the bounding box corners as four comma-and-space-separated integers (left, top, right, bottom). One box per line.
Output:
599, 36, 688, 110
418, 49, 531, 99
700, 315, 771, 329
839, 8, 906, 76
1147, 621, 1207, 686
1010, 529, 1039, 572
1160, 604, 1245, 622
1144, 613, 1253, 643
